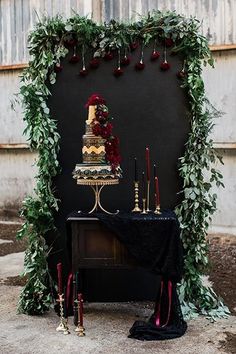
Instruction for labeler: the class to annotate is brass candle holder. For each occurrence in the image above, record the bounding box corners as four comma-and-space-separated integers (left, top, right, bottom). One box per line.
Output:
141, 198, 148, 214
146, 181, 151, 212
132, 181, 141, 212
56, 294, 70, 335
154, 204, 161, 215
75, 295, 85, 337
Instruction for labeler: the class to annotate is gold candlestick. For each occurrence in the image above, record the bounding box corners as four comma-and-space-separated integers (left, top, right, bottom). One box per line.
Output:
132, 181, 141, 212
154, 204, 161, 214
146, 181, 151, 212
141, 198, 147, 214
56, 294, 70, 335
75, 294, 85, 336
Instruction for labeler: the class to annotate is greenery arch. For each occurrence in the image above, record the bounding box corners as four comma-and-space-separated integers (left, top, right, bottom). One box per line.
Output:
17, 10, 229, 319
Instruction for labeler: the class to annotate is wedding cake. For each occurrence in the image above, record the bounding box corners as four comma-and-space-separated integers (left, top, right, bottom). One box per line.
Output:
73, 94, 122, 181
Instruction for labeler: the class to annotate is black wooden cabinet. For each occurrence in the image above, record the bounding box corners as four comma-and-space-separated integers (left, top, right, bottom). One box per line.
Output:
68, 216, 159, 302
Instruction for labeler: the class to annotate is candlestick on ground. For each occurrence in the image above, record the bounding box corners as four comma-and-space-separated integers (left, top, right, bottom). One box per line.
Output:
132, 181, 141, 212
75, 293, 85, 336
56, 293, 70, 335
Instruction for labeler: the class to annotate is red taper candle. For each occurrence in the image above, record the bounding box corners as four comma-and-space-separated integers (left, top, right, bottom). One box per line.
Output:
78, 293, 84, 327
155, 176, 160, 206
57, 262, 62, 295
145, 147, 150, 181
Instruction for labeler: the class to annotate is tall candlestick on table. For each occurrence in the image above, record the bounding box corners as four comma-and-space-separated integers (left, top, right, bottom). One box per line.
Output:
132, 158, 141, 212
154, 176, 161, 214
145, 147, 151, 212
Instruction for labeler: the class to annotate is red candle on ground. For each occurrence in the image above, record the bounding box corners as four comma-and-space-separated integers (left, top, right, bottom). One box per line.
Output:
145, 147, 150, 181
155, 176, 160, 206
78, 293, 84, 327
57, 263, 62, 294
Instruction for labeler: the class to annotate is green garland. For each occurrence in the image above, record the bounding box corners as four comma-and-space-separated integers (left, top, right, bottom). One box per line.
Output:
17, 11, 229, 318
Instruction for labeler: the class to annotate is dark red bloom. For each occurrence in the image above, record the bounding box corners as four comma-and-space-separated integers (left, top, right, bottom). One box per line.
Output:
54, 63, 63, 72
90, 58, 100, 69
79, 68, 88, 76
100, 123, 113, 139
135, 62, 145, 71
92, 123, 102, 136
165, 38, 174, 47
69, 55, 80, 63
86, 94, 106, 107
160, 61, 170, 71
150, 51, 160, 61
113, 68, 124, 77
121, 56, 130, 66
104, 52, 114, 61
177, 70, 186, 79
130, 42, 139, 51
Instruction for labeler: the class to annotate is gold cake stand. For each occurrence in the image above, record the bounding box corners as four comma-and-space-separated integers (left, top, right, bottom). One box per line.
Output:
76, 178, 119, 215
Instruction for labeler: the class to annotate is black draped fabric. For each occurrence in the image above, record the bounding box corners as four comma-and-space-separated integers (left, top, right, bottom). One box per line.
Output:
96, 211, 183, 283
67, 210, 187, 340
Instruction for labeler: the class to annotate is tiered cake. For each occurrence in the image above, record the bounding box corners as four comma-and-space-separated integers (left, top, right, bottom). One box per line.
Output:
73, 103, 122, 181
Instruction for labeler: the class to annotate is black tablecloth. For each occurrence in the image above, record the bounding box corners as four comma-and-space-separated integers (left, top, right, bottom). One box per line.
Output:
67, 210, 187, 340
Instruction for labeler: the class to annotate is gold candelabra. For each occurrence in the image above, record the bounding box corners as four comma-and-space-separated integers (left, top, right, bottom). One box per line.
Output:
132, 181, 141, 212
56, 294, 70, 335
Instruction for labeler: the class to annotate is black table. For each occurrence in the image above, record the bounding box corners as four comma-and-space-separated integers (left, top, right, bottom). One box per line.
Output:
66, 210, 187, 340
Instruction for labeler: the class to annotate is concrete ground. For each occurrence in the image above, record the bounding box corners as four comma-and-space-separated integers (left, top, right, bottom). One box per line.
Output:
0, 221, 236, 354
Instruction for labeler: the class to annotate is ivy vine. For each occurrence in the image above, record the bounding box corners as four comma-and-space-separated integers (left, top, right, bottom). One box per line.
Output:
17, 11, 229, 318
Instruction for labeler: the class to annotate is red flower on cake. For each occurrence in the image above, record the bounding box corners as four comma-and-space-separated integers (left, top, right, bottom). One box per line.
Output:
100, 123, 113, 139
86, 94, 106, 107
92, 123, 102, 136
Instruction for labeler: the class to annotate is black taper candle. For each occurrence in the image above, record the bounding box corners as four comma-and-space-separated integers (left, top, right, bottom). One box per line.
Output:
75, 271, 79, 294
142, 171, 145, 199
154, 164, 157, 178
134, 157, 138, 182
73, 274, 78, 326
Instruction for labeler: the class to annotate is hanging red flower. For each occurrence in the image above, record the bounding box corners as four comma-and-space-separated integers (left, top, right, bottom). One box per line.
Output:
150, 51, 160, 61
79, 68, 88, 76
113, 68, 124, 77
104, 52, 114, 61
160, 61, 170, 71
135, 62, 145, 70
177, 69, 186, 79
69, 54, 80, 63
121, 56, 130, 66
130, 42, 139, 51
90, 58, 100, 69
165, 38, 174, 47
54, 63, 63, 72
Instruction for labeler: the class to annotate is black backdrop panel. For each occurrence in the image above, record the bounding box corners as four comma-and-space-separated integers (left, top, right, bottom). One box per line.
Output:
47, 44, 190, 301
